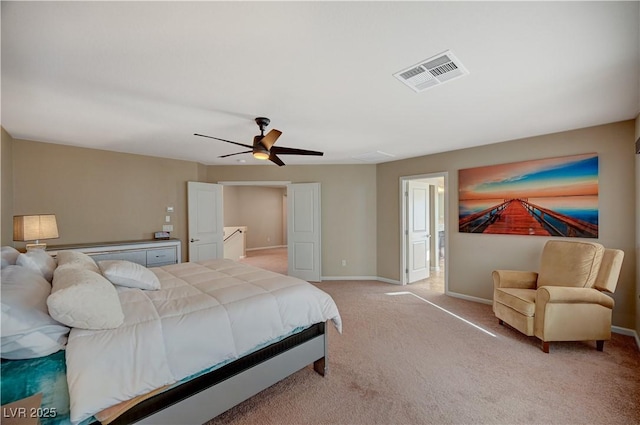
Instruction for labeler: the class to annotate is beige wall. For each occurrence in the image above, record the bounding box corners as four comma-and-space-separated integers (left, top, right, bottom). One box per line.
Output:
223, 185, 286, 249
1, 128, 15, 245
208, 165, 377, 278
11, 139, 203, 262
635, 114, 640, 337
377, 120, 637, 329
5, 138, 377, 277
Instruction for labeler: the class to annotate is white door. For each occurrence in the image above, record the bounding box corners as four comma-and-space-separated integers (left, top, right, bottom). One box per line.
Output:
407, 181, 431, 283
187, 182, 223, 262
287, 183, 321, 282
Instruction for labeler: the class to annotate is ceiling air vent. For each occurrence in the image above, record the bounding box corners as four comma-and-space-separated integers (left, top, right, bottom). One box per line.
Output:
393, 50, 468, 93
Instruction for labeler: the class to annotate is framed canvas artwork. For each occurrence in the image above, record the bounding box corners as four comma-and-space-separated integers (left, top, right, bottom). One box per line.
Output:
458, 153, 598, 237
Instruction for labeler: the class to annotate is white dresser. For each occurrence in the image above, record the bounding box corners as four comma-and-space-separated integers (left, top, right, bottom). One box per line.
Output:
47, 239, 182, 267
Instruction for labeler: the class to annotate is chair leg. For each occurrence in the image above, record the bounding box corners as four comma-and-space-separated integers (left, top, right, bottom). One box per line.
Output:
498, 319, 503, 325
596, 340, 604, 351
542, 341, 550, 353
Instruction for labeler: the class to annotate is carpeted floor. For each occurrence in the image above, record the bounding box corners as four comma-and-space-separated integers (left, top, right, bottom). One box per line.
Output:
206, 279, 640, 425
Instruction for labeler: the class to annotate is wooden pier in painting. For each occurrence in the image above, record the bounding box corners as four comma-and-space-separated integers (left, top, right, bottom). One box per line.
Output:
483, 200, 549, 235
459, 199, 598, 237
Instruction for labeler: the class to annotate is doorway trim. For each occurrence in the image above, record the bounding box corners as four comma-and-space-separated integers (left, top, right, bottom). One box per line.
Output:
218, 181, 292, 187
399, 172, 449, 287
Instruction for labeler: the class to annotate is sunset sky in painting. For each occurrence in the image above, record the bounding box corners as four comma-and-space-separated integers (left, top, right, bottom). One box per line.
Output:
458, 153, 598, 201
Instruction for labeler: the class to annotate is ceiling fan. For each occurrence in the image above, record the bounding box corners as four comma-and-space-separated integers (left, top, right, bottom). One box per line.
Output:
194, 117, 324, 166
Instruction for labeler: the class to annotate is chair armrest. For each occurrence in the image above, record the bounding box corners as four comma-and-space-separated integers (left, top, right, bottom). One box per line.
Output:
492, 270, 538, 289
536, 286, 614, 309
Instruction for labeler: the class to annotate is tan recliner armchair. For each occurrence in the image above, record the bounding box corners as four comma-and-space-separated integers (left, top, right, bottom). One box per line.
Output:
493, 240, 624, 353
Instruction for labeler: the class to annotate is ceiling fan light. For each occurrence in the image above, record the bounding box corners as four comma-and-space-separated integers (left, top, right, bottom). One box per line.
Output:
253, 151, 269, 160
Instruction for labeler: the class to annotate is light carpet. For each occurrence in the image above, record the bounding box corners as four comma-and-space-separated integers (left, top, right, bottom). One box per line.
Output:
206, 279, 640, 425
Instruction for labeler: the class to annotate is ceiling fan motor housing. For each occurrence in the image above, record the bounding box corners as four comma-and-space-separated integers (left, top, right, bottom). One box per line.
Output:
255, 117, 270, 131
254, 117, 270, 149
253, 135, 267, 148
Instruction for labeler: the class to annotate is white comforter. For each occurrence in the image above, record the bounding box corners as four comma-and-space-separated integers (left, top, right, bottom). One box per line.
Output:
65, 259, 342, 424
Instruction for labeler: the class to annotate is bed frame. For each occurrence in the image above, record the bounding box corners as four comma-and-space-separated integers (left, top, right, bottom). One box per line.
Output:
105, 322, 328, 425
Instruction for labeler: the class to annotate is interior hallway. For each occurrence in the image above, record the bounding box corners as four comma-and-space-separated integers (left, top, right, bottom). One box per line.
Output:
239, 247, 288, 275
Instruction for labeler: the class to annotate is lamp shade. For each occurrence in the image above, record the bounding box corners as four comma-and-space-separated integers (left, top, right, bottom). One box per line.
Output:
13, 214, 59, 242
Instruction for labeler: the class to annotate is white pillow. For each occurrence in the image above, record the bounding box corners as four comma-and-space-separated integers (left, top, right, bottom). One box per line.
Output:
47, 268, 124, 330
16, 249, 57, 282
1, 246, 20, 269
98, 260, 160, 290
55, 250, 100, 274
1, 266, 70, 359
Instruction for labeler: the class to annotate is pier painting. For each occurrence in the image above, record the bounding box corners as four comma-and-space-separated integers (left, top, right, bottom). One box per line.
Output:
459, 153, 598, 237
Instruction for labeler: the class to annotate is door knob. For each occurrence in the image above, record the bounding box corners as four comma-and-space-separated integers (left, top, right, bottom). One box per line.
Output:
190, 238, 200, 243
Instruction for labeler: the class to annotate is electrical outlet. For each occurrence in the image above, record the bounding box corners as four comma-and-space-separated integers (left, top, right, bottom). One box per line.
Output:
163, 225, 173, 232
341, 259, 347, 266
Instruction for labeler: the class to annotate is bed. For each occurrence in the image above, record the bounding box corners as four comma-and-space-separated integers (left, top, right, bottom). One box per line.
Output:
1, 247, 342, 425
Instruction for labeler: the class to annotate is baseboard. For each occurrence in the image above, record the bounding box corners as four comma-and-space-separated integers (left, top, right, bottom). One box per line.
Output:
611, 326, 640, 349
445, 291, 493, 305
245, 245, 286, 252
321, 276, 398, 283
377, 277, 402, 285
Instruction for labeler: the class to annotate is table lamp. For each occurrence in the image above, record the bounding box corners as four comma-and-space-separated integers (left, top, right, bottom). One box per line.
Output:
13, 214, 59, 250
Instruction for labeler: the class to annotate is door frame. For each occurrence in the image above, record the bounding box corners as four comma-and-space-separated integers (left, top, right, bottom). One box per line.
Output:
399, 172, 449, 287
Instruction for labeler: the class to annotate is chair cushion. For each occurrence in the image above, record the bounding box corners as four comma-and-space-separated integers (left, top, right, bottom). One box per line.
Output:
537, 240, 603, 288
494, 288, 536, 317
593, 249, 624, 293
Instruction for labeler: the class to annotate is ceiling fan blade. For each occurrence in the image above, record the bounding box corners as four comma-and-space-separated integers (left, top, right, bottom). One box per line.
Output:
218, 150, 253, 158
260, 129, 282, 150
269, 152, 285, 166
194, 133, 253, 149
271, 146, 324, 156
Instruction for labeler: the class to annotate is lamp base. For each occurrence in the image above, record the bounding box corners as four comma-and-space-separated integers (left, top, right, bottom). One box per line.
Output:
26, 242, 47, 251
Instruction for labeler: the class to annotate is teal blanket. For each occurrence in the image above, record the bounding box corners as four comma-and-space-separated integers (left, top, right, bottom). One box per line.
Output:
1, 350, 71, 425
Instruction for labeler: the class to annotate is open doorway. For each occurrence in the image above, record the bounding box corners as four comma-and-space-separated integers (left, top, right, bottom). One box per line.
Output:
400, 172, 447, 292
188, 180, 322, 281
219, 182, 322, 282
221, 183, 288, 274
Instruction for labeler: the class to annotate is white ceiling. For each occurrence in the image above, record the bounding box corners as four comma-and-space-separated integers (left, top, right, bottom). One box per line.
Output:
2, 1, 639, 166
